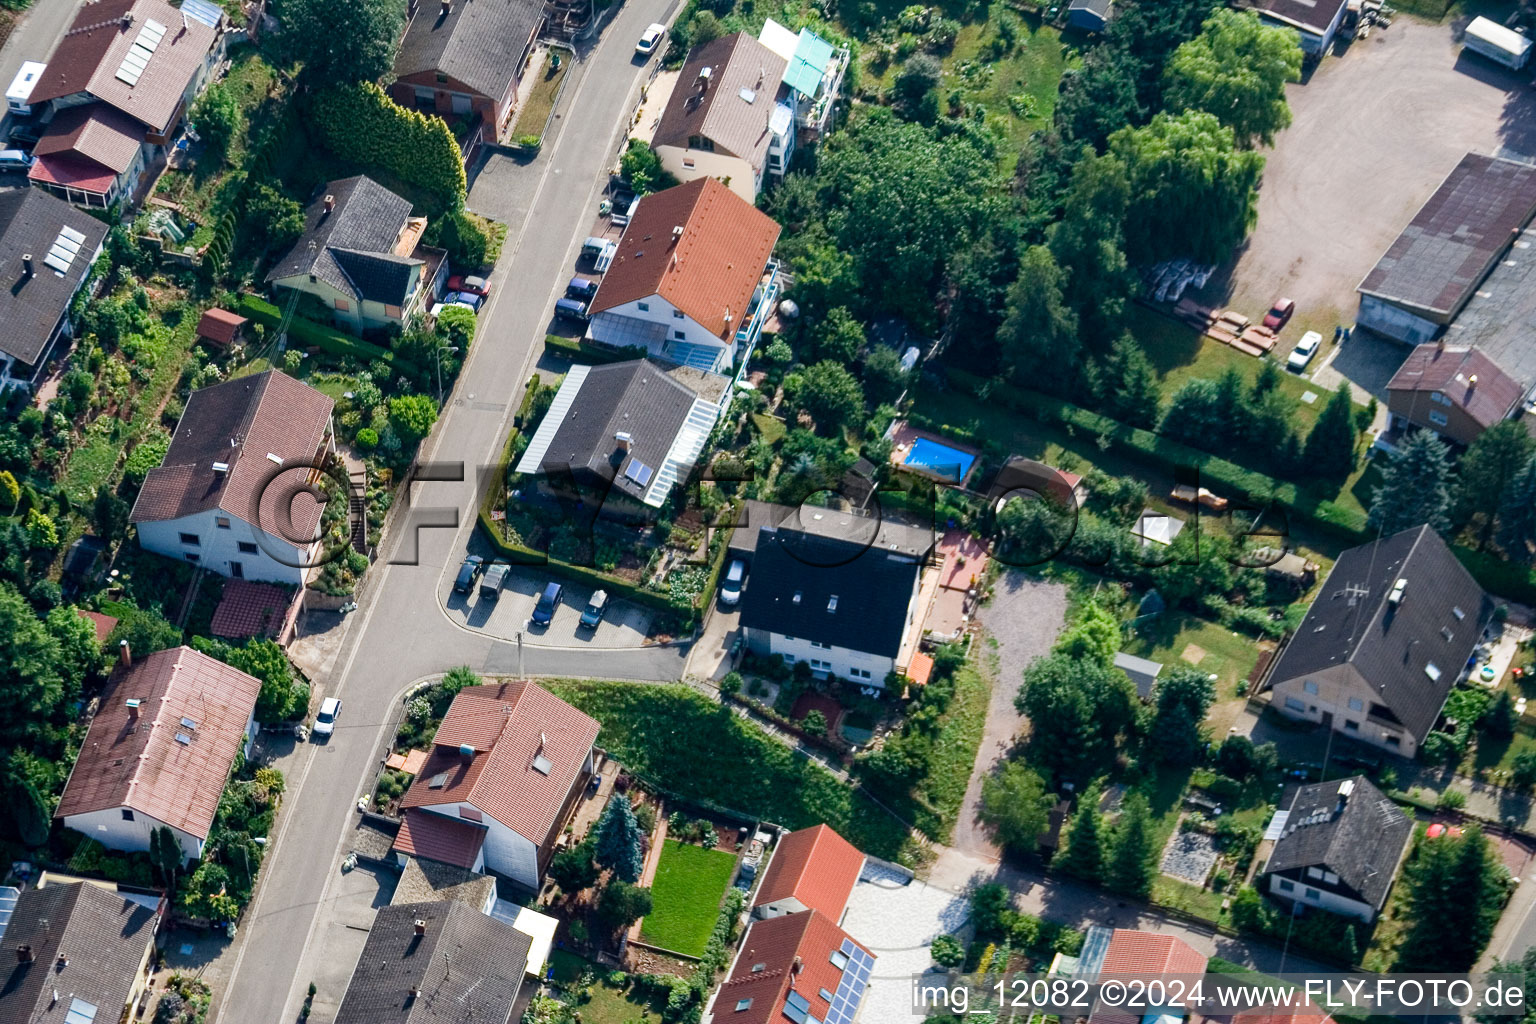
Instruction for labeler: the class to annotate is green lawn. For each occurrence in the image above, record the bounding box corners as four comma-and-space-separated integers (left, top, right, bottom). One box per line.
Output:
1121, 613, 1262, 703
908, 665, 990, 841
640, 839, 737, 956
547, 951, 664, 1023
514, 49, 570, 142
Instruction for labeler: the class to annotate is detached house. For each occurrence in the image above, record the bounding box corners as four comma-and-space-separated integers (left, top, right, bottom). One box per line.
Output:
0, 882, 162, 1024
395, 681, 600, 890
1263, 525, 1493, 757
27, 0, 225, 207
738, 518, 934, 686
1384, 343, 1525, 449
588, 177, 781, 375
56, 645, 262, 863
390, 0, 546, 143
0, 188, 107, 391
752, 823, 865, 921
1260, 775, 1412, 922
130, 369, 335, 585
266, 176, 448, 332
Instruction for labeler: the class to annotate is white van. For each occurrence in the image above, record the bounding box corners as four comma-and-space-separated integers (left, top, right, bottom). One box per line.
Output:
0, 150, 35, 172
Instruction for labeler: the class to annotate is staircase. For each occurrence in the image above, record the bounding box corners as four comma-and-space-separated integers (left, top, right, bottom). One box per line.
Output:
348, 465, 369, 554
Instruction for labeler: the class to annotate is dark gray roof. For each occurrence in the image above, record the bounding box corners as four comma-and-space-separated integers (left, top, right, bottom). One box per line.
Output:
334, 901, 531, 1024
0, 882, 159, 1024
1358, 154, 1536, 318
728, 500, 935, 561
0, 189, 107, 367
266, 176, 421, 304
1113, 651, 1162, 699
395, 0, 544, 102
1267, 525, 1492, 742
519, 358, 707, 505
1445, 220, 1536, 390
1068, 0, 1112, 17
739, 528, 924, 658
1264, 776, 1412, 910
1243, 0, 1346, 34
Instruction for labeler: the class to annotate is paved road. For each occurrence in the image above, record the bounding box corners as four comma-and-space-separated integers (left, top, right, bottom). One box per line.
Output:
214, 6, 682, 1020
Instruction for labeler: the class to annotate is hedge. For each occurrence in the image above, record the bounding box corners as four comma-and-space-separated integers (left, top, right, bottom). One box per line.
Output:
235, 295, 420, 376
309, 83, 466, 212
543, 334, 649, 365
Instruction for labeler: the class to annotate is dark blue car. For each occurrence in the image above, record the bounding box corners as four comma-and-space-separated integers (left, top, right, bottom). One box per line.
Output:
531, 582, 563, 625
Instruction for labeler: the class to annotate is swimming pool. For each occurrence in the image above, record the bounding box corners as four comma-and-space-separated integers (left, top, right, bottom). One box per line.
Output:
903, 437, 976, 482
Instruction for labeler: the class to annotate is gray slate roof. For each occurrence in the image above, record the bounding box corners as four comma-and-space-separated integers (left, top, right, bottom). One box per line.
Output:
1265, 776, 1412, 910
654, 33, 789, 177
1358, 154, 1536, 318
0, 189, 108, 367
739, 527, 924, 658
728, 500, 935, 561
1445, 219, 1536, 390
0, 882, 159, 1024
334, 901, 531, 1024
1266, 525, 1492, 742
266, 176, 420, 305
395, 0, 544, 103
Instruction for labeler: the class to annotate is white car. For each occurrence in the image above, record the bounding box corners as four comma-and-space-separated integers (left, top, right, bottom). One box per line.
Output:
636, 22, 667, 56
430, 301, 477, 319
1287, 330, 1323, 372
719, 559, 746, 606
313, 697, 342, 738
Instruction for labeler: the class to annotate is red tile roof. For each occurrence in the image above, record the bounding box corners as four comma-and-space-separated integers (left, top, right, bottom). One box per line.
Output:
752, 824, 865, 920
715, 910, 872, 1024
196, 307, 247, 346
29, 152, 119, 195
55, 645, 262, 840
400, 681, 600, 845
1101, 928, 1209, 975
29, 0, 220, 134
129, 370, 334, 540
392, 811, 487, 871
1231, 1010, 1334, 1024
1386, 344, 1523, 429
590, 177, 781, 341
78, 609, 119, 646
209, 580, 293, 639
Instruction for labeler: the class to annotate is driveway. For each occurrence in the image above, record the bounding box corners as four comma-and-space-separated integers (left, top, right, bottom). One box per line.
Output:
444, 562, 655, 648
841, 864, 971, 1024
950, 571, 1067, 856
210, 2, 687, 1020
1206, 18, 1536, 341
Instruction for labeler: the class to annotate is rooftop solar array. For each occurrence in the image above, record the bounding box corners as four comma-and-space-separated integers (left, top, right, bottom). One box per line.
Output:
819, 938, 873, 1024
45, 224, 87, 276
625, 459, 654, 487
115, 18, 167, 87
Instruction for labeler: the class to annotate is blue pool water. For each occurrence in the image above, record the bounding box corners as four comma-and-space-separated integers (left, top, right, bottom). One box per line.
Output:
904, 437, 976, 482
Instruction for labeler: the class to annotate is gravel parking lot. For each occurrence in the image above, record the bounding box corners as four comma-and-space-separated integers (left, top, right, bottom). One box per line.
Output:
1209, 19, 1536, 339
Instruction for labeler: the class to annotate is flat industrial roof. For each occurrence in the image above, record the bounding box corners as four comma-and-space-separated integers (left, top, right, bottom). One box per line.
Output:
1357, 153, 1536, 318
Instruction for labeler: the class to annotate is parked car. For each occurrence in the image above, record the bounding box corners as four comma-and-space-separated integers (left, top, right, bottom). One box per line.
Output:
1263, 297, 1296, 331
480, 560, 511, 599
0, 148, 34, 171
567, 276, 599, 301
1286, 330, 1323, 372
609, 190, 636, 227
531, 582, 564, 625
443, 290, 484, 311
581, 236, 618, 272
446, 274, 490, 297
7, 120, 39, 147
579, 589, 609, 629
636, 22, 667, 55
313, 697, 342, 738
555, 297, 590, 323
453, 554, 484, 594
719, 559, 746, 606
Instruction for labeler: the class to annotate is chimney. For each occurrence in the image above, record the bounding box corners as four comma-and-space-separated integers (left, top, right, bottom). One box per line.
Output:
615, 431, 632, 452
440, 0, 450, 13
458, 742, 475, 758
671, 225, 683, 243
15, 945, 32, 964
413, 920, 427, 936
126, 697, 141, 716
322, 194, 335, 215
119, 639, 131, 669
1436, 337, 1446, 353
55, 954, 67, 968
698, 66, 713, 92
408, 986, 420, 999
21, 253, 33, 278
1469, 374, 1479, 393
792, 956, 803, 974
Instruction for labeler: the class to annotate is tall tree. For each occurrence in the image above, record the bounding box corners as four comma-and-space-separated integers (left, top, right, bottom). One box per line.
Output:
1163, 9, 1303, 147
1054, 600, 1122, 667
1094, 335, 1161, 429
998, 246, 1079, 384
596, 880, 653, 930
785, 361, 866, 434
282, 0, 405, 83
1303, 382, 1358, 478
980, 761, 1057, 856
150, 826, 183, 889
1048, 152, 1133, 344
1370, 430, 1453, 536
227, 640, 308, 725
1016, 653, 1138, 783
593, 798, 644, 883
1151, 666, 1217, 765
1455, 420, 1536, 544
1397, 827, 1507, 970
1110, 110, 1264, 265
1106, 792, 1156, 897
811, 307, 867, 363
1160, 378, 1228, 447
1498, 453, 1536, 562
1058, 783, 1105, 878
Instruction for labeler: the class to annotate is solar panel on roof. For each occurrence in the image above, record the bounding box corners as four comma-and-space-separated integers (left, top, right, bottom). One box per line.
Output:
59, 224, 87, 245
625, 459, 653, 486
64, 999, 98, 1024
180, 0, 223, 26
44, 252, 71, 275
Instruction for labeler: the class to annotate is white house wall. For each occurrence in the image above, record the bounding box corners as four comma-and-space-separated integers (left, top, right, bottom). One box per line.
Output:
63, 807, 204, 863
1356, 294, 1441, 345
1270, 663, 1421, 756
136, 506, 312, 585
418, 801, 539, 888
653, 145, 759, 202
1267, 872, 1376, 921
767, 634, 895, 686
753, 895, 808, 919
590, 294, 728, 357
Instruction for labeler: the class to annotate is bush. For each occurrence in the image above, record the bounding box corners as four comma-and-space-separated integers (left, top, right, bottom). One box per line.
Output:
310, 83, 467, 211
424, 210, 492, 270
355, 427, 379, 450
931, 933, 965, 968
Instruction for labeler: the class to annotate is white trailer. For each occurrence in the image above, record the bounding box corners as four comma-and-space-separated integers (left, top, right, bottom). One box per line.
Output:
1463, 16, 1533, 70
5, 61, 45, 115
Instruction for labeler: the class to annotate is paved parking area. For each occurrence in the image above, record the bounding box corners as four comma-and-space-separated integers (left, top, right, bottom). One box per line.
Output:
1208, 19, 1536, 339
445, 561, 655, 648
841, 863, 970, 1024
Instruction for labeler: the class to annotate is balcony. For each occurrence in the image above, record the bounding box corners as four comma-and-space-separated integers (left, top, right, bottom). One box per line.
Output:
729, 257, 781, 382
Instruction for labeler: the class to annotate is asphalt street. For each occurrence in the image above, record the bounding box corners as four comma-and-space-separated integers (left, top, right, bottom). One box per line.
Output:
214, 6, 683, 1020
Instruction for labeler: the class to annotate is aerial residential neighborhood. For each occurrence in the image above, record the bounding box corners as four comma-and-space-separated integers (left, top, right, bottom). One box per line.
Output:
11, 0, 1536, 1019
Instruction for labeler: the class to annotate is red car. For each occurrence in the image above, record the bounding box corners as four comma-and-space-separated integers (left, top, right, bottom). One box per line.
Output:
446, 274, 490, 298
1262, 297, 1295, 331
